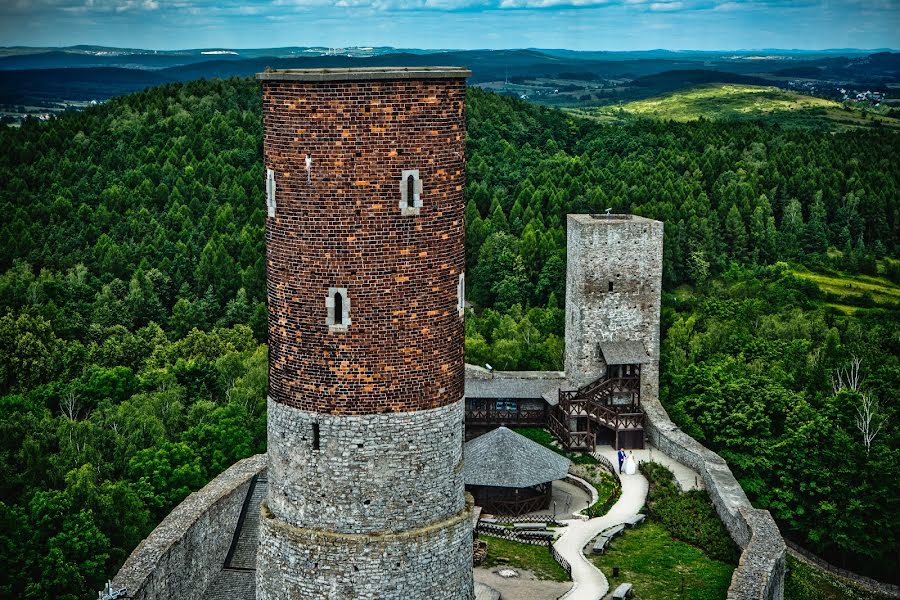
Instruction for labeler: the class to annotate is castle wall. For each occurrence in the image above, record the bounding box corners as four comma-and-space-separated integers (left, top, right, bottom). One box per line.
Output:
110, 454, 267, 600
564, 214, 663, 397
642, 396, 785, 600
257, 67, 473, 600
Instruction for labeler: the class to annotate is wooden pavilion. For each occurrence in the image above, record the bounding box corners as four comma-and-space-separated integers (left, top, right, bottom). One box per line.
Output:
463, 426, 571, 517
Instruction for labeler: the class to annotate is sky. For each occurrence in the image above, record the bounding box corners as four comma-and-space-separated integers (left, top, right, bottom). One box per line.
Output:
1, 0, 898, 52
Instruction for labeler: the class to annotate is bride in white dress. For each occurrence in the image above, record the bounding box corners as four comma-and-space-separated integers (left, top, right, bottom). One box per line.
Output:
623, 451, 637, 475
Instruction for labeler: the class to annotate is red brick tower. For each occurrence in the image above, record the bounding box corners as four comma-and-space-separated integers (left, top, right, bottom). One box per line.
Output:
256, 67, 473, 599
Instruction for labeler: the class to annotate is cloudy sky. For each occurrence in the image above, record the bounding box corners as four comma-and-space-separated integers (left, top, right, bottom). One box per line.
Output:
1, 0, 898, 51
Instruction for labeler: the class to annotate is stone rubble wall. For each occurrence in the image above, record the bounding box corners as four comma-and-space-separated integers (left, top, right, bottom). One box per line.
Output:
642, 396, 785, 600
111, 453, 267, 600
256, 496, 475, 600
266, 397, 466, 534
564, 215, 663, 399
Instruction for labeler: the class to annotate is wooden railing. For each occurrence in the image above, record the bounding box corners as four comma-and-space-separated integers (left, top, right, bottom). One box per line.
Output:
465, 399, 547, 427
552, 372, 645, 450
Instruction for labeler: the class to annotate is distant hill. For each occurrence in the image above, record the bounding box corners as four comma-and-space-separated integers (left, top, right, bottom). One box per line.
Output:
584, 83, 900, 131
1, 46, 897, 110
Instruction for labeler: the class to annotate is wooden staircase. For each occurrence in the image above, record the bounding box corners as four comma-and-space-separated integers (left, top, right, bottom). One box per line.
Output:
549, 373, 644, 451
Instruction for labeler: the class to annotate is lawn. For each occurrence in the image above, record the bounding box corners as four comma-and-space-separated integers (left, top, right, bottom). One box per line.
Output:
479, 535, 571, 582
591, 522, 735, 600
586, 84, 900, 131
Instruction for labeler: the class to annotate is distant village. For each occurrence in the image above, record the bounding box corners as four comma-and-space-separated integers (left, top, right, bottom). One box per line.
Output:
786, 79, 888, 106
0, 99, 101, 127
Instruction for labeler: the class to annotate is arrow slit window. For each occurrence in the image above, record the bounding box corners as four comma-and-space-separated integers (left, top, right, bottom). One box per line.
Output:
399, 169, 422, 215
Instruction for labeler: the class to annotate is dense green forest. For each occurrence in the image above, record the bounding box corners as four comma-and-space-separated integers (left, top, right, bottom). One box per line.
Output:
0, 78, 897, 597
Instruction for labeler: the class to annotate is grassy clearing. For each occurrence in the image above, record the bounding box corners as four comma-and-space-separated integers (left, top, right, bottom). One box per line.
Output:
480, 535, 570, 582
790, 269, 900, 305
587, 84, 900, 131
511, 427, 597, 465
785, 555, 892, 600
591, 522, 735, 600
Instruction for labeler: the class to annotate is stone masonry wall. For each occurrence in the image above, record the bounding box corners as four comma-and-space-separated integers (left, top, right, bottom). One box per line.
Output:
257, 497, 475, 600
564, 214, 663, 398
642, 396, 785, 600
266, 396, 465, 533
261, 70, 468, 415
111, 454, 267, 600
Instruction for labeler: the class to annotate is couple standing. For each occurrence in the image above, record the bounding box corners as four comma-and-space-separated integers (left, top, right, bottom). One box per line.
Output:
617, 448, 637, 475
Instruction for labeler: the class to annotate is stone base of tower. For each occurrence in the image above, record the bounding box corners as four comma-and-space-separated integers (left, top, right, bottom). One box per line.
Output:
256, 498, 475, 600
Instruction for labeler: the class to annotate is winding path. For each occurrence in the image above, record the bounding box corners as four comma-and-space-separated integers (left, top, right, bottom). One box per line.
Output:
552, 451, 650, 600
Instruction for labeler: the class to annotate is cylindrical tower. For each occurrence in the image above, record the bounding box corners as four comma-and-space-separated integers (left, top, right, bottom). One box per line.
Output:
256, 67, 473, 600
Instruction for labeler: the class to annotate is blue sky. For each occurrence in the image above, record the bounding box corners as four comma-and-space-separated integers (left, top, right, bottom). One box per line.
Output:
1, 0, 898, 51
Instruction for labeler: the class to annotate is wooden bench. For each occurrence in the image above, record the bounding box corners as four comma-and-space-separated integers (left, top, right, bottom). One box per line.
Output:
591, 535, 611, 554
513, 523, 547, 531
624, 514, 645, 527
601, 524, 625, 538
479, 518, 499, 525
611, 582, 633, 599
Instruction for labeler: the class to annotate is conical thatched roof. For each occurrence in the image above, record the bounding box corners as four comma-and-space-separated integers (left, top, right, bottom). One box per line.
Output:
464, 427, 571, 489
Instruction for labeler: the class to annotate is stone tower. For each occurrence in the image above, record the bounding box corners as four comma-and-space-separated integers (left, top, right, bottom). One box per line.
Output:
256, 67, 474, 600
564, 214, 663, 398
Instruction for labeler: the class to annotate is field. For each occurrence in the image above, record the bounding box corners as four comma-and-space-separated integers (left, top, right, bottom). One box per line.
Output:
791, 268, 900, 307
578, 84, 900, 130
591, 522, 735, 600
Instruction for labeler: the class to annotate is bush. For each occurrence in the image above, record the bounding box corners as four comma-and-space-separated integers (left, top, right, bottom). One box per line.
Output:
640, 461, 740, 563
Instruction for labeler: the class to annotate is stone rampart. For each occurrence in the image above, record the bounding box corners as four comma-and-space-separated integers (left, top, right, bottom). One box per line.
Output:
642, 396, 785, 600
111, 453, 267, 600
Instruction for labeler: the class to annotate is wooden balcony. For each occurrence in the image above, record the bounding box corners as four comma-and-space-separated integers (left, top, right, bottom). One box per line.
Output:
465, 398, 548, 428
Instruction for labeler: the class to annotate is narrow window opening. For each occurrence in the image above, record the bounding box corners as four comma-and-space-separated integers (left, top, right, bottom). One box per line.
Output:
334, 293, 344, 325
608, 281, 614, 292
312, 423, 320, 450
407, 174, 416, 205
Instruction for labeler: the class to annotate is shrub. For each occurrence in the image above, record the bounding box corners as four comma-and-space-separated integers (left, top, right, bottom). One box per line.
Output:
640, 461, 740, 563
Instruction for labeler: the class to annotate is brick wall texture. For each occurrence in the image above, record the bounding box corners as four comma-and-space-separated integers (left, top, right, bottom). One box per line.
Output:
262, 75, 467, 415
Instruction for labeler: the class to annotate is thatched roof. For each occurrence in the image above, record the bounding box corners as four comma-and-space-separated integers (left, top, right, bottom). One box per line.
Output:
464, 427, 570, 489
599, 340, 650, 365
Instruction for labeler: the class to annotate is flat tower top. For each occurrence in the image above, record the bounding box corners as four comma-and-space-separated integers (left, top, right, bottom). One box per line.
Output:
569, 213, 660, 225
256, 66, 471, 82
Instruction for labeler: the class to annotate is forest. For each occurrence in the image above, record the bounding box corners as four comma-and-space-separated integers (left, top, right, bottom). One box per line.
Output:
0, 77, 897, 598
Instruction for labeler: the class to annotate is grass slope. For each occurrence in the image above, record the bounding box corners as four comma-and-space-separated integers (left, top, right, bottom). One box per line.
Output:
591, 522, 735, 600
582, 84, 900, 130
791, 268, 900, 305
480, 536, 571, 582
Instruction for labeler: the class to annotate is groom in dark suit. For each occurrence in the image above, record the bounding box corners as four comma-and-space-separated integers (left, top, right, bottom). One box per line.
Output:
617, 448, 626, 474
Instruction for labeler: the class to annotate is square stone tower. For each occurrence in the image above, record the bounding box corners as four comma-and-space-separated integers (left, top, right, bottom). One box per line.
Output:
256, 67, 474, 600
564, 214, 663, 398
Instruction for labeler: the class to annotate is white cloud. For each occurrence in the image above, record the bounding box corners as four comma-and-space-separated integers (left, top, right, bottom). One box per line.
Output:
649, 1, 682, 9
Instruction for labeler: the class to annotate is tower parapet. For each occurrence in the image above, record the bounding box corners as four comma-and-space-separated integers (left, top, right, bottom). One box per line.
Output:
256, 66, 473, 600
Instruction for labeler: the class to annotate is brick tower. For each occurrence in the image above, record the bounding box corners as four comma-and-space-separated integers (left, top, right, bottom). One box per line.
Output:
255, 67, 474, 600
